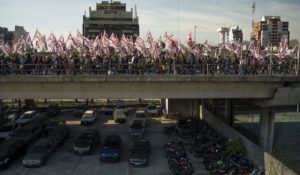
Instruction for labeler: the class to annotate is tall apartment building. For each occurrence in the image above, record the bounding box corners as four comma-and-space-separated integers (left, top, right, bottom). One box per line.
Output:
218, 26, 243, 45
252, 16, 289, 47
83, 1, 139, 39
0, 27, 13, 44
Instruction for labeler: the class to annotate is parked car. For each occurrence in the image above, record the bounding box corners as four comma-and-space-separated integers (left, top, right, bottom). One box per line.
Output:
4, 108, 24, 120
47, 104, 60, 117
73, 104, 87, 117
0, 139, 27, 169
113, 109, 127, 123
16, 111, 40, 125
129, 139, 150, 167
133, 111, 148, 127
73, 129, 100, 155
129, 120, 145, 138
116, 101, 128, 115
100, 135, 122, 162
49, 126, 70, 146
81, 110, 97, 125
0, 122, 21, 143
44, 120, 67, 136
146, 104, 159, 116
103, 103, 114, 115
22, 138, 57, 168
14, 124, 42, 144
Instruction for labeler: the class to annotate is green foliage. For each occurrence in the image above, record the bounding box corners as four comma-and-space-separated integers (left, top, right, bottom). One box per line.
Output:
225, 139, 247, 157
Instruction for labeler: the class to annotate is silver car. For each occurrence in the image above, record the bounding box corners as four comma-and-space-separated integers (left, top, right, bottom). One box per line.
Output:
16, 111, 40, 125
22, 138, 57, 168
133, 111, 147, 128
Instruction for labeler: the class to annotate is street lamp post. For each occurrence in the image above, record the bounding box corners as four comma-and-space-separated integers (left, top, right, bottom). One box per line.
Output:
194, 26, 198, 43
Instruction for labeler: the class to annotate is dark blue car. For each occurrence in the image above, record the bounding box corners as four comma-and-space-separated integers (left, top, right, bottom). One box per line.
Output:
100, 135, 122, 162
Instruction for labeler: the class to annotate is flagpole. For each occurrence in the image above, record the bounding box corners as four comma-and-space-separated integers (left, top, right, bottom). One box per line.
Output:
297, 50, 299, 76
269, 44, 273, 76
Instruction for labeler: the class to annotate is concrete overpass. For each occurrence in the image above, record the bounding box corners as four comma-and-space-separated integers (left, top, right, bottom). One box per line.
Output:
1, 74, 300, 154
0, 75, 300, 100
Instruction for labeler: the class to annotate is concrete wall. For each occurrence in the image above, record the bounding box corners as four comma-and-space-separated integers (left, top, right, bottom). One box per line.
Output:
0, 75, 294, 99
167, 99, 199, 117
202, 106, 265, 167
264, 152, 297, 175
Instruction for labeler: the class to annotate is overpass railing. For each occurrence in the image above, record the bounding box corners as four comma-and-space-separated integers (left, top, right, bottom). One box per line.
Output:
0, 63, 299, 76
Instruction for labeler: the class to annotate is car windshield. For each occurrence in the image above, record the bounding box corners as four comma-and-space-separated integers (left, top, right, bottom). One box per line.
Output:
148, 106, 156, 110
15, 129, 30, 137
135, 114, 145, 118
83, 113, 93, 118
20, 114, 32, 119
115, 111, 124, 116
105, 105, 114, 108
131, 123, 143, 129
76, 105, 85, 110
29, 145, 47, 153
104, 141, 118, 149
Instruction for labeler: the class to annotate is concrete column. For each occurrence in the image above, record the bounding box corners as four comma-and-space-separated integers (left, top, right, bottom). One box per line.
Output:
224, 99, 234, 126
199, 99, 206, 120
297, 104, 299, 112
0, 100, 3, 124
259, 107, 275, 153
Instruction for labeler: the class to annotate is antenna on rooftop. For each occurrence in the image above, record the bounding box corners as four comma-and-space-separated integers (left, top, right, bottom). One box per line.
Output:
134, 5, 137, 19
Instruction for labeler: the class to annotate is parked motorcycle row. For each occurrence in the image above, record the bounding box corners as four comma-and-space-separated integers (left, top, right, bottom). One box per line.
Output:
164, 118, 263, 175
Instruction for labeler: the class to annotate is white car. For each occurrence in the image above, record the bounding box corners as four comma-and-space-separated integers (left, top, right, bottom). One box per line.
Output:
133, 111, 147, 127
116, 101, 128, 115
146, 104, 159, 116
81, 110, 97, 125
16, 111, 40, 125
113, 109, 127, 123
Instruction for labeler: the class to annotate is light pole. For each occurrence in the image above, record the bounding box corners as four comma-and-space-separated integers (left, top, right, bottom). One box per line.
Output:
194, 26, 198, 43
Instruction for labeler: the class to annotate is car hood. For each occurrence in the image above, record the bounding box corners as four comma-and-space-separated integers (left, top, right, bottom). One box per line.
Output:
0, 132, 11, 138
101, 148, 120, 155
75, 142, 91, 149
129, 151, 148, 159
23, 153, 46, 161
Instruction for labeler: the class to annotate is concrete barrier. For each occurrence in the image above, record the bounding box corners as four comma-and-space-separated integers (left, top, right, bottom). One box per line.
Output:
264, 152, 297, 175
202, 106, 298, 174
202, 107, 265, 167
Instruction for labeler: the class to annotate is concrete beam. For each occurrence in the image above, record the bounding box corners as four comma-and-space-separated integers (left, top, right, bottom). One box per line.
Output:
0, 76, 286, 99
259, 107, 275, 153
253, 87, 300, 107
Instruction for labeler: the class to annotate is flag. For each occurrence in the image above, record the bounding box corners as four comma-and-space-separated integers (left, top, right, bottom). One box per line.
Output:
145, 32, 154, 49
234, 39, 242, 58
186, 32, 194, 50
135, 36, 148, 57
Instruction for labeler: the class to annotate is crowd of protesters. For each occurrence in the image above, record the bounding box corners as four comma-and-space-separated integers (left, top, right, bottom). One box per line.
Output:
0, 50, 299, 76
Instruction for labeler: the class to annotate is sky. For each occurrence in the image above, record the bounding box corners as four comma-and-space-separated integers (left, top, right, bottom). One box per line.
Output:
0, 0, 300, 45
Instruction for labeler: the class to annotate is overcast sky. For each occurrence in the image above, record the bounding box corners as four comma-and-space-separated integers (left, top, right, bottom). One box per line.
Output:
1, 0, 299, 45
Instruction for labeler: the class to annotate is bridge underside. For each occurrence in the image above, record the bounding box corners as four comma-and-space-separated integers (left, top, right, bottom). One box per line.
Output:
0, 78, 284, 99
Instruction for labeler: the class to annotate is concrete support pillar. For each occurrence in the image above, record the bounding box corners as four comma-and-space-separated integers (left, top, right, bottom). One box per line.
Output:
297, 104, 300, 113
0, 99, 3, 124
224, 99, 234, 126
18, 99, 21, 109
199, 99, 206, 120
259, 107, 275, 153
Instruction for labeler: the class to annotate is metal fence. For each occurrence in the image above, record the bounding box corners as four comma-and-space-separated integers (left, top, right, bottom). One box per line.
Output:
0, 63, 299, 76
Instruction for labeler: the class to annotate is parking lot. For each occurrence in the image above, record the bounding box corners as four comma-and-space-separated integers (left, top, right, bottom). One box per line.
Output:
1, 108, 209, 175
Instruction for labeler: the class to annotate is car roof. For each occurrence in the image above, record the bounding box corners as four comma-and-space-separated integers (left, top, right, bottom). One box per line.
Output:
84, 110, 94, 114
135, 111, 145, 114
24, 111, 36, 114
114, 109, 124, 113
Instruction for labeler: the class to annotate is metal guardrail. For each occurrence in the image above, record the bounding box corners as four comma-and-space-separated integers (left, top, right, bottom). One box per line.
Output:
0, 63, 299, 76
